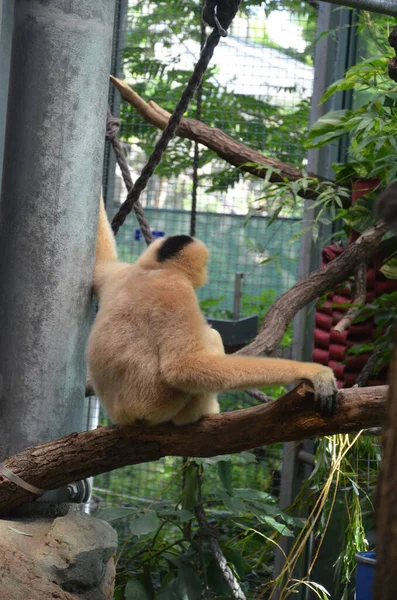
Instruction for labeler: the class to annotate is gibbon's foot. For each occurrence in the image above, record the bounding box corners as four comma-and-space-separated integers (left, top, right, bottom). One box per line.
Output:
310, 369, 338, 416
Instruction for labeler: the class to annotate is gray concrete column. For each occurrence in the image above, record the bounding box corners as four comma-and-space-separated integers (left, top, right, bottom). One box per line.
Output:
0, 0, 115, 460
0, 0, 15, 185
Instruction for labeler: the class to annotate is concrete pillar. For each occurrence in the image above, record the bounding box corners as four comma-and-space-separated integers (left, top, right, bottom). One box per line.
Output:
0, 0, 15, 185
0, 0, 115, 460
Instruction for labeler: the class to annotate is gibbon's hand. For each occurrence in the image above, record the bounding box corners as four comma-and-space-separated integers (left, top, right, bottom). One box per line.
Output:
309, 368, 338, 416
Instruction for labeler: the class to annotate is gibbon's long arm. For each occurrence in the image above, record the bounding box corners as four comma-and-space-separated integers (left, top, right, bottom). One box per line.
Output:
159, 292, 338, 415
96, 194, 118, 264
92, 195, 128, 295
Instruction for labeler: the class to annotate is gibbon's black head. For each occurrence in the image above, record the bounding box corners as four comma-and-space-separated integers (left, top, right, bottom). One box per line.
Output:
157, 235, 194, 262
136, 234, 209, 288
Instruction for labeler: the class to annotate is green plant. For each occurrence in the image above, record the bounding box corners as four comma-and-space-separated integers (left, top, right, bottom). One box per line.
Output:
120, 0, 318, 205
99, 455, 305, 599
307, 55, 397, 184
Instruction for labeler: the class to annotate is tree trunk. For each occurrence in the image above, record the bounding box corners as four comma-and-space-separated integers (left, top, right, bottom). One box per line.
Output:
374, 340, 397, 600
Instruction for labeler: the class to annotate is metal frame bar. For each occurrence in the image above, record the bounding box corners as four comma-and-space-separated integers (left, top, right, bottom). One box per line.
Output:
321, 0, 397, 17
273, 4, 360, 598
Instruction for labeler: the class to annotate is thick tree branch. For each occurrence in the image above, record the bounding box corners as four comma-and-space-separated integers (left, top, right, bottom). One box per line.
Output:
238, 221, 388, 357
333, 262, 367, 333
0, 384, 387, 516
110, 76, 314, 186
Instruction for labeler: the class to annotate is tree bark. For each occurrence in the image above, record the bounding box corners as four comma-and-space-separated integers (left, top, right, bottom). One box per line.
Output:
0, 383, 387, 516
238, 221, 388, 357
374, 341, 397, 600
110, 76, 316, 186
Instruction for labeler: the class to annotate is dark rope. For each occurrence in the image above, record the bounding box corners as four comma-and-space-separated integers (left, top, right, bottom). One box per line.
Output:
190, 12, 207, 237
106, 108, 153, 245
111, 1, 240, 237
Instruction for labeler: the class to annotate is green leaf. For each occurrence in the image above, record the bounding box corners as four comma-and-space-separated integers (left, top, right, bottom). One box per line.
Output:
176, 563, 202, 600
217, 460, 233, 495
177, 509, 194, 523
196, 454, 234, 465
207, 558, 232, 597
224, 548, 248, 578
223, 496, 247, 513
96, 507, 137, 522
320, 79, 358, 103
263, 515, 294, 537
157, 582, 179, 600
234, 488, 275, 502
380, 258, 397, 279
129, 510, 159, 537
125, 579, 152, 600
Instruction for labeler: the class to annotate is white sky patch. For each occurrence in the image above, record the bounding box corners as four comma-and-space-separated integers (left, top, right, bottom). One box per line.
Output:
254, 8, 308, 53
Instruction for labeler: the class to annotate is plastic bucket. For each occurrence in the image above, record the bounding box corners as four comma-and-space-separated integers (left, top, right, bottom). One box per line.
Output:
355, 551, 376, 600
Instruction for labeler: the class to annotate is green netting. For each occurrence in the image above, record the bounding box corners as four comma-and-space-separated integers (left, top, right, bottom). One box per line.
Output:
117, 208, 300, 314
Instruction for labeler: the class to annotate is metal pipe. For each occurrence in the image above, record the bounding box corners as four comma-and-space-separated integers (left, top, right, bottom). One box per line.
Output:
320, 0, 397, 17
0, 0, 14, 185
233, 273, 244, 320
0, 0, 115, 461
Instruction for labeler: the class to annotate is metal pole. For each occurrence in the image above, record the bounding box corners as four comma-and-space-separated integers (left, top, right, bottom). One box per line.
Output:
273, 4, 359, 598
321, 0, 397, 16
0, 0, 14, 186
0, 0, 115, 462
103, 0, 128, 210
233, 273, 244, 320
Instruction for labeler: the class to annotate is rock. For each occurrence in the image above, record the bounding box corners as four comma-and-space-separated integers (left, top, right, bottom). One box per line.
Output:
0, 512, 118, 600
41, 513, 118, 598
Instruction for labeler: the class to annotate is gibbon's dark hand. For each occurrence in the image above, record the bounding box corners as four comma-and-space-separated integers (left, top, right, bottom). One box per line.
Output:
309, 369, 338, 416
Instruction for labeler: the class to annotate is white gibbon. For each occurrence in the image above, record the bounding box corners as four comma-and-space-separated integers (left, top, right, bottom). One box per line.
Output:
87, 196, 338, 426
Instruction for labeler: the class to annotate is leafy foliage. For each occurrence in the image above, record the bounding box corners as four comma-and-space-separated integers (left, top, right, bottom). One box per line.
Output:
120, 0, 318, 196
307, 57, 397, 184
106, 456, 300, 599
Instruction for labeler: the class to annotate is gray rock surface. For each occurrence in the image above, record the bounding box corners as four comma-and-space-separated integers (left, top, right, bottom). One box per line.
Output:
0, 512, 117, 600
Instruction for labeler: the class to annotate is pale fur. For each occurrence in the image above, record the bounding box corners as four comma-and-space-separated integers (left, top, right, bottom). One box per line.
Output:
87, 195, 337, 426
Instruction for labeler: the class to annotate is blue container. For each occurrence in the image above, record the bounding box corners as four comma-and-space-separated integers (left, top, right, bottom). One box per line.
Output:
355, 551, 376, 600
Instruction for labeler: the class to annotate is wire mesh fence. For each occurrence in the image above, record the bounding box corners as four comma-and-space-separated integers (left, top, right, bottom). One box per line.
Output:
86, 0, 321, 510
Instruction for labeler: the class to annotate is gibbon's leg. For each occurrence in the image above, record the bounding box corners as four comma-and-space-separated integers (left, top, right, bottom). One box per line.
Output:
162, 353, 338, 415
171, 327, 223, 425
206, 327, 224, 353
172, 393, 220, 426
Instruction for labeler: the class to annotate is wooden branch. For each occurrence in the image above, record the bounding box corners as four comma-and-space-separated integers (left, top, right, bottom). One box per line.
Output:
0, 384, 387, 516
333, 262, 367, 333
110, 76, 313, 186
238, 221, 388, 357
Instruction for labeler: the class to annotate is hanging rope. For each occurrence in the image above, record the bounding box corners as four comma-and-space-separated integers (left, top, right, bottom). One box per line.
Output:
111, 0, 240, 237
105, 108, 154, 245
190, 10, 207, 237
